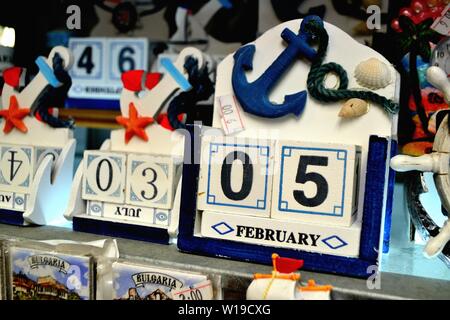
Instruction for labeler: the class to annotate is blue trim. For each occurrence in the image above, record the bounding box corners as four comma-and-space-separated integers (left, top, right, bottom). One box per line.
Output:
65, 98, 120, 110
177, 125, 390, 278
217, 0, 233, 9
0, 209, 25, 225
278, 146, 347, 217
73, 217, 170, 244
35, 56, 61, 88
383, 140, 398, 254
160, 58, 192, 91
206, 143, 270, 210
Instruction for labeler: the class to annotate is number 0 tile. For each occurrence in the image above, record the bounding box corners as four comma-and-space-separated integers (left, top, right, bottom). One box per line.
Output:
82, 150, 126, 204
197, 136, 274, 217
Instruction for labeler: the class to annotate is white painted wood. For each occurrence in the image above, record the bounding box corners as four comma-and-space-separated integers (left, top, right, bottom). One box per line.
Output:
120, 47, 204, 118
201, 210, 361, 257
0, 191, 28, 211
82, 150, 127, 204
23, 139, 76, 225
65, 140, 110, 220
1, 46, 73, 110
125, 153, 175, 209
212, 19, 397, 224
390, 153, 448, 174
110, 125, 184, 159
197, 135, 274, 218
271, 140, 360, 227
427, 66, 450, 103
86, 200, 170, 227
424, 220, 450, 258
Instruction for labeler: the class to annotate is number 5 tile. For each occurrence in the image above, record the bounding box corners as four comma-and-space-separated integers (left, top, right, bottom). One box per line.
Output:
82, 150, 126, 204
271, 140, 361, 227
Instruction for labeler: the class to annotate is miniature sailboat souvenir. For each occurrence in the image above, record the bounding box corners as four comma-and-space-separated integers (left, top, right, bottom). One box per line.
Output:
246, 254, 332, 300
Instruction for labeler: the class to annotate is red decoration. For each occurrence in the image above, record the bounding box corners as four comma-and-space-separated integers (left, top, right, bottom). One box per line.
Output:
156, 113, 185, 131
272, 254, 304, 274
391, 0, 447, 32
0, 95, 30, 134
122, 70, 162, 92
3, 67, 23, 88
145, 72, 162, 90
116, 102, 154, 143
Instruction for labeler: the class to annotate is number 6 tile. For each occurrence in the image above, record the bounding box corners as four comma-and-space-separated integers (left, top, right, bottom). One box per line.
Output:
125, 154, 174, 209
82, 151, 126, 204
271, 140, 361, 227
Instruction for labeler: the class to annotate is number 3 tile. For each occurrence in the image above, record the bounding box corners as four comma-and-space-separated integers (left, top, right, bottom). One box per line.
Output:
125, 154, 175, 209
271, 140, 361, 227
82, 151, 126, 204
0, 144, 35, 193
197, 136, 274, 217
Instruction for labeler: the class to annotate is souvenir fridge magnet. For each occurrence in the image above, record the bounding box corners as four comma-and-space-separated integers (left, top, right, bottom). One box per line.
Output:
65, 47, 207, 244
177, 16, 400, 277
7, 245, 94, 300
0, 46, 76, 226
111, 261, 215, 300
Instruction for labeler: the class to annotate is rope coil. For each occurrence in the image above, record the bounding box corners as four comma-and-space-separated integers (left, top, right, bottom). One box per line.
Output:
304, 20, 399, 115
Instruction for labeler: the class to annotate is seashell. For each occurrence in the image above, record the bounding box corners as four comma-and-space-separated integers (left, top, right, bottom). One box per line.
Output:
354, 58, 392, 90
338, 98, 369, 118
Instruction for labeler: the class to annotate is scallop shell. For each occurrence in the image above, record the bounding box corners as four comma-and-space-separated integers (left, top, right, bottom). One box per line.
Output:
354, 58, 391, 90
338, 98, 369, 118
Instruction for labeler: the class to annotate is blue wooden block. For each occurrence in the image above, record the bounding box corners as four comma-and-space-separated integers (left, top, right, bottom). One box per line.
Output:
72, 217, 170, 245
0, 209, 24, 225
177, 125, 391, 278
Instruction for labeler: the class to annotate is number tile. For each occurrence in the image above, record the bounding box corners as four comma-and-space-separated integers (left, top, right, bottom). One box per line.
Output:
125, 153, 175, 209
271, 140, 361, 227
0, 144, 36, 193
197, 135, 274, 217
81, 150, 126, 204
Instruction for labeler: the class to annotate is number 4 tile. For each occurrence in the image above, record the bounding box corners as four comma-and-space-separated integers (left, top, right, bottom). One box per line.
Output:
271, 140, 361, 227
125, 154, 175, 210
0, 144, 36, 194
82, 150, 126, 204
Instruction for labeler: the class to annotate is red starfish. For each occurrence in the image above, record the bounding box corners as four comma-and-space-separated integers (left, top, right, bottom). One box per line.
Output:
0, 95, 30, 134
116, 102, 154, 144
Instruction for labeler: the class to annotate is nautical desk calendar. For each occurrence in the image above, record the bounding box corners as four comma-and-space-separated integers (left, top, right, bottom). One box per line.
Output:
7, 245, 94, 300
111, 261, 214, 300
177, 16, 400, 277
65, 47, 207, 243
0, 46, 76, 226
67, 37, 148, 110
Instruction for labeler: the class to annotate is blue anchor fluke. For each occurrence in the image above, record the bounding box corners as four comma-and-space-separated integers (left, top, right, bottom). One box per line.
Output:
232, 15, 323, 119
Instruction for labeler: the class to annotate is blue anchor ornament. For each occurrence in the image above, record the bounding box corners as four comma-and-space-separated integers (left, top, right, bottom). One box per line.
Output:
232, 15, 323, 118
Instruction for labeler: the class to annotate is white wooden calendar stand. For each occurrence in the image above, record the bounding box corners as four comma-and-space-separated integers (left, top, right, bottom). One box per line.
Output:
177, 18, 400, 277
65, 47, 206, 244
0, 46, 75, 226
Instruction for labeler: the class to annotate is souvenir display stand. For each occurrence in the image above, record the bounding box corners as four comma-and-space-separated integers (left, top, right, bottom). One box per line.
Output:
65, 48, 206, 244
177, 17, 400, 278
0, 46, 75, 226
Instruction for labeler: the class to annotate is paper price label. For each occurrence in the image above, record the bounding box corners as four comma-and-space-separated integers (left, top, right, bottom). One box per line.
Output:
171, 280, 214, 300
431, 4, 450, 36
218, 95, 245, 135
